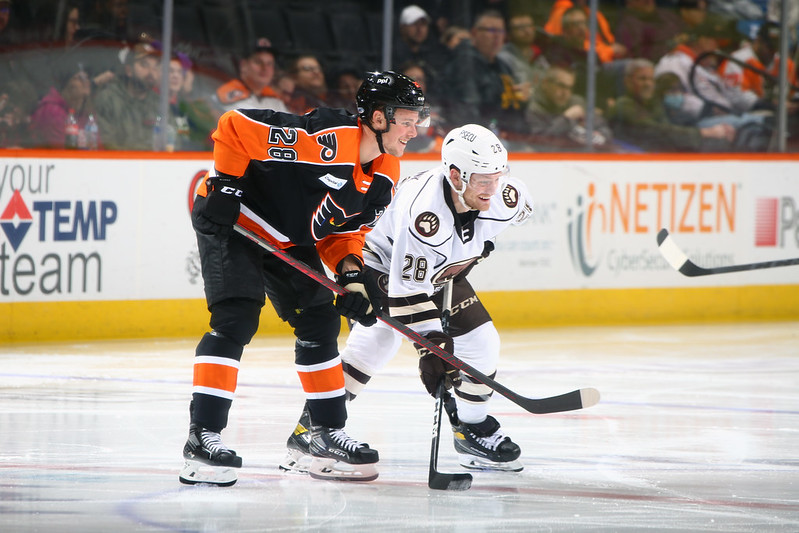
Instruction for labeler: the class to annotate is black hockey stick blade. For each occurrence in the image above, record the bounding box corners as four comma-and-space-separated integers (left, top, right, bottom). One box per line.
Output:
657, 228, 799, 277
234, 223, 600, 415
429, 382, 472, 491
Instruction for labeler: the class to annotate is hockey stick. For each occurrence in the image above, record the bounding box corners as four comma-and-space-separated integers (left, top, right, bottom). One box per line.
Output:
657, 228, 799, 276
233, 223, 600, 415
429, 381, 472, 490
428, 279, 472, 491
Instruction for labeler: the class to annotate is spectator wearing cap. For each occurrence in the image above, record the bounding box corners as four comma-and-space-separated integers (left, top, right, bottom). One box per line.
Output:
93, 41, 160, 150
393, 4, 448, 99
719, 22, 797, 103
29, 61, 94, 148
214, 38, 287, 113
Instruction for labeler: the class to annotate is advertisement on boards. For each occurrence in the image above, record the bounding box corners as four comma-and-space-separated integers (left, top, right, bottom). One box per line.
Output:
1, 155, 797, 305
0, 156, 211, 303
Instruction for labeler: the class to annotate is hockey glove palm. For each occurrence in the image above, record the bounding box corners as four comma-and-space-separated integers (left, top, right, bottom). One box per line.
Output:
415, 331, 461, 396
335, 269, 381, 327
200, 174, 243, 227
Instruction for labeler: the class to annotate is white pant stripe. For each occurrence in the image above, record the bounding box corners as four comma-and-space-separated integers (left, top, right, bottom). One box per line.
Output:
194, 356, 240, 369
192, 385, 235, 400
304, 387, 346, 400
295, 355, 342, 374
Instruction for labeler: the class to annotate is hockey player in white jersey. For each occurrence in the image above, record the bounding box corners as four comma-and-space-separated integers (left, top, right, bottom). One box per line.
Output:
281, 124, 533, 473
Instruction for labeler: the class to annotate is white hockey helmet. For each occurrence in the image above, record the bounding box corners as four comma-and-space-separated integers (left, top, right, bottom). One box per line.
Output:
441, 124, 508, 189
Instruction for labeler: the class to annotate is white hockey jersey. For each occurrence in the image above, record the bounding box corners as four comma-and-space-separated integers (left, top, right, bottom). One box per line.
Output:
363, 166, 533, 334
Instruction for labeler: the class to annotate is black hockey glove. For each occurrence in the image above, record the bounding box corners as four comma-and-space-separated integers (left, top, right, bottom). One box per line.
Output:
335, 269, 381, 327
415, 331, 461, 396
200, 174, 243, 228
455, 240, 495, 280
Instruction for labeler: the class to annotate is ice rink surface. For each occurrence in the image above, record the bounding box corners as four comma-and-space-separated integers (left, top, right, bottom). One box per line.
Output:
1, 321, 797, 532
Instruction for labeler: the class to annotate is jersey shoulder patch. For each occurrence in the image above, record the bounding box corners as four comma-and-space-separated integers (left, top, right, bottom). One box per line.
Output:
407, 174, 453, 247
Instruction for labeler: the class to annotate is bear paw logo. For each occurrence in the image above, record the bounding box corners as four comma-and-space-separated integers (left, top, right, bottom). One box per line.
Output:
414, 211, 439, 237
502, 184, 519, 208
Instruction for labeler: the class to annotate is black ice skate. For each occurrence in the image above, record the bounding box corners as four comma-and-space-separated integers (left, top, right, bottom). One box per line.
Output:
452, 415, 524, 472
278, 406, 313, 474
179, 424, 242, 486
308, 426, 379, 482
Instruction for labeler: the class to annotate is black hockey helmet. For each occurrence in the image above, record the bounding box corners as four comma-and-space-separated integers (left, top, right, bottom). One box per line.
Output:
356, 70, 429, 129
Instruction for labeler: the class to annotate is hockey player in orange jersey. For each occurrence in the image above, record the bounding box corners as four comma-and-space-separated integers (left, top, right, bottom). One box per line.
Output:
179, 71, 428, 485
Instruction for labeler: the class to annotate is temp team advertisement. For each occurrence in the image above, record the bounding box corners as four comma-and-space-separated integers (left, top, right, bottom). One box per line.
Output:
0, 157, 208, 303
1, 155, 797, 305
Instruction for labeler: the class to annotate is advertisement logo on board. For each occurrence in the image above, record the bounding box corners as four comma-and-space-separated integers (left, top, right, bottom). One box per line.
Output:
568, 181, 738, 277
755, 197, 798, 249
0, 163, 118, 298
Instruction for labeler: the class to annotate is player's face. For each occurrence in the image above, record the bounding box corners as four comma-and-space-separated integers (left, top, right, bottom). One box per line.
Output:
463, 171, 503, 211
382, 108, 420, 157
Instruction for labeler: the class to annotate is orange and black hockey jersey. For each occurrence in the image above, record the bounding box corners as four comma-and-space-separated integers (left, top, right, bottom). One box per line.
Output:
201, 107, 400, 273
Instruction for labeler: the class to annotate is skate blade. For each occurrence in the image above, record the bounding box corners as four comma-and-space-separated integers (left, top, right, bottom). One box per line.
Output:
179, 459, 238, 486
457, 454, 524, 472
308, 457, 379, 482
278, 448, 312, 474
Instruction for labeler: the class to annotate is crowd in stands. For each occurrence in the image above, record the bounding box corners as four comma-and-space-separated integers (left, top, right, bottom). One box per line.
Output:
0, 0, 797, 153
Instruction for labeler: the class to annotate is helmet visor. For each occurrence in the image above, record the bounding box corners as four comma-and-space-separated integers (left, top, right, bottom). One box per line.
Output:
466, 167, 509, 197
390, 105, 431, 128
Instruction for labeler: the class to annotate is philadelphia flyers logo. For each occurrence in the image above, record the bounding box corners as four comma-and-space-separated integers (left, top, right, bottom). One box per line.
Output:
502, 184, 519, 208
414, 211, 439, 237
317, 132, 337, 162
311, 193, 351, 240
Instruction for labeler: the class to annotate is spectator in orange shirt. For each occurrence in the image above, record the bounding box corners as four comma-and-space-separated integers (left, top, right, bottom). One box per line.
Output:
214, 38, 288, 113
720, 22, 797, 103
543, 0, 626, 63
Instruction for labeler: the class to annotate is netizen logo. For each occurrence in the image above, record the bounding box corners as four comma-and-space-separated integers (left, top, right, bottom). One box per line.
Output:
0, 190, 33, 251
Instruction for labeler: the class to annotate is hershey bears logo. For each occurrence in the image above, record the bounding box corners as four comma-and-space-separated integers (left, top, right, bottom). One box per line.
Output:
414, 211, 440, 237
502, 184, 519, 208
317, 132, 337, 162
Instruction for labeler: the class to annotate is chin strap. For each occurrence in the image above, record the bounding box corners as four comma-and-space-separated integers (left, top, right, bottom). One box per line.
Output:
364, 119, 389, 155
445, 170, 473, 212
